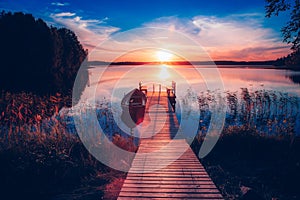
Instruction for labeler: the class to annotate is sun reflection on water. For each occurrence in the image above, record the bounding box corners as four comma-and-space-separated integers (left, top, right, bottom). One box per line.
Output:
159, 65, 170, 80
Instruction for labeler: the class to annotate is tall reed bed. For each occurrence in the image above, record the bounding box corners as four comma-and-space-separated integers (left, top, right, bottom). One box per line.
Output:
193, 88, 300, 136
185, 89, 300, 200
0, 92, 135, 199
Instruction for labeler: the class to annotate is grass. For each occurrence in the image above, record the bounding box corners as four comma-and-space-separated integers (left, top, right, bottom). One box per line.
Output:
0, 91, 71, 125
0, 91, 136, 200
1, 89, 299, 199
194, 88, 300, 136
187, 89, 300, 199
191, 126, 300, 200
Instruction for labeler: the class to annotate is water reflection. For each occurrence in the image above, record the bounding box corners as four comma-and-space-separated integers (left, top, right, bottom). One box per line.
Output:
159, 65, 170, 80
68, 65, 300, 143
287, 73, 300, 85
85, 65, 300, 101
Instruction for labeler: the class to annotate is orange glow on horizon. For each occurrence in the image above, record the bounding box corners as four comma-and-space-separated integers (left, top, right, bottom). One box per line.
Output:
87, 46, 291, 63
109, 49, 182, 63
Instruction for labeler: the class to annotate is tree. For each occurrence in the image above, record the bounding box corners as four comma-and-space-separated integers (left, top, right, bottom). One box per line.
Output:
50, 28, 88, 96
266, 0, 300, 67
265, 0, 300, 51
0, 11, 88, 103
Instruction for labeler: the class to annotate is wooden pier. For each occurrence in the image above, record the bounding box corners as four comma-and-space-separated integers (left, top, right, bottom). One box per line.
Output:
118, 90, 223, 199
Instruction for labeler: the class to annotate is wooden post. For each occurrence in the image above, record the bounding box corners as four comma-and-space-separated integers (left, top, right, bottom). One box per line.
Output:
172, 81, 176, 96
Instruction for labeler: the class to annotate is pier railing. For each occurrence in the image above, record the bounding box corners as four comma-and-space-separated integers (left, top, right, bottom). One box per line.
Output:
139, 81, 176, 111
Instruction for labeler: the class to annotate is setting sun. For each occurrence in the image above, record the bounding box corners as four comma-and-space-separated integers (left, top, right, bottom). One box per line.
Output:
156, 50, 173, 62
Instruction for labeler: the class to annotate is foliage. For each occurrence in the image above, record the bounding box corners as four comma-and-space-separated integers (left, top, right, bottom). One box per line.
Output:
0, 122, 104, 199
199, 130, 300, 200
266, 0, 300, 67
0, 11, 88, 102
190, 88, 300, 199
266, 0, 300, 51
274, 48, 300, 68
0, 92, 136, 199
283, 48, 300, 68
0, 91, 71, 125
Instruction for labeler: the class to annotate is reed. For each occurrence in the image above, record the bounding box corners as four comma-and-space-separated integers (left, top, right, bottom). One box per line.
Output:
0, 91, 136, 199
188, 88, 300, 200
194, 88, 300, 136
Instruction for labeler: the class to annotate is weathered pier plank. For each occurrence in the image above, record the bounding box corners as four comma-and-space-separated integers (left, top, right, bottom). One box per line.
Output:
118, 91, 223, 199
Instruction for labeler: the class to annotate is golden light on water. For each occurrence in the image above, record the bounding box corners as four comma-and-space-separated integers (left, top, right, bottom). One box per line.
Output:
159, 65, 170, 80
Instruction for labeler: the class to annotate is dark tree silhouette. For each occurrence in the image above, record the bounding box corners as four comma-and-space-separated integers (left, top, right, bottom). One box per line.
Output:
0, 11, 88, 103
266, 0, 300, 67
274, 48, 300, 68
266, 0, 300, 51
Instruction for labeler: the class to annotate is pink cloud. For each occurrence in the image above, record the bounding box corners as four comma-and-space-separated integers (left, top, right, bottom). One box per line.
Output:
50, 13, 119, 52
144, 14, 291, 61
50, 12, 291, 62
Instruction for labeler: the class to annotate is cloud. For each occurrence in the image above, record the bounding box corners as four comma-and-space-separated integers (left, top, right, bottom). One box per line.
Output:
144, 14, 290, 61
51, 2, 70, 6
209, 46, 290, 61
192, 15, 272, 47
50, 13, 119, 52
49, 11, 290, 62
54, 12, 75, 17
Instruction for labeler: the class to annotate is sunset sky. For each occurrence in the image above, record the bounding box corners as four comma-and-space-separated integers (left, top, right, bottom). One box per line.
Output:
0, 0, 292, 61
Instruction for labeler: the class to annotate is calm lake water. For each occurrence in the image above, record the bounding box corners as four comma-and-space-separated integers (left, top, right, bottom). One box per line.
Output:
83, 65, 300, 101
74, 65, 300, 137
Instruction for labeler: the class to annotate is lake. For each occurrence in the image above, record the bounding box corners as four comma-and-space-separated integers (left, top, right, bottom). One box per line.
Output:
72, 65, 300, 137
85, 65, 300, 99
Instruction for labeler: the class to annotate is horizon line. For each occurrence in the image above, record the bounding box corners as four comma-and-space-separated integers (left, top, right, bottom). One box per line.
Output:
87, 60, 278, 66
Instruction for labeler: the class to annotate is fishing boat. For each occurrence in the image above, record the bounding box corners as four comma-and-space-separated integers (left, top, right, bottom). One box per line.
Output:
121, 88, 147, 128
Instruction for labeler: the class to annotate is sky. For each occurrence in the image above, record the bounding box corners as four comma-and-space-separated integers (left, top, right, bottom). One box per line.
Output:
0, 0, 292, 61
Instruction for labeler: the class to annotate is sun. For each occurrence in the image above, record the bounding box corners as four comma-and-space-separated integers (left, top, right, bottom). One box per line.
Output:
156, 50, 173, 62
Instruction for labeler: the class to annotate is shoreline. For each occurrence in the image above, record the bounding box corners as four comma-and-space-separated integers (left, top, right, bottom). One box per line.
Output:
87, 61, 295, 70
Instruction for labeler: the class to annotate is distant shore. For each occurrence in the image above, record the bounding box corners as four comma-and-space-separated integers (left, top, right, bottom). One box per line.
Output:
87, 60, 290, 69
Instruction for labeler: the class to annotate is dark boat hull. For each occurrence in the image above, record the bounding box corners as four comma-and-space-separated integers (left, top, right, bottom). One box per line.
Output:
121, 105, 145, 129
